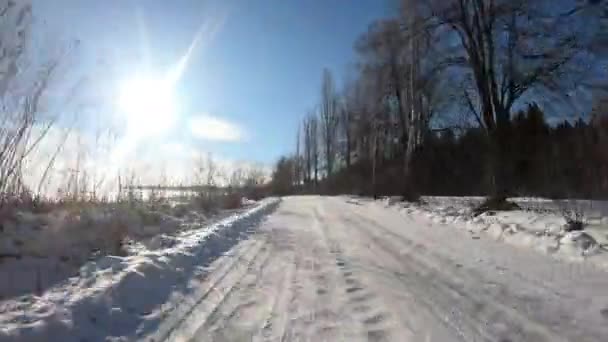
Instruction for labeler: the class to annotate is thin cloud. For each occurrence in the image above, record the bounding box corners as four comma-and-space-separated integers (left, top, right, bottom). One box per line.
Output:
189, 114, 245, 142
168, 7, 229, 86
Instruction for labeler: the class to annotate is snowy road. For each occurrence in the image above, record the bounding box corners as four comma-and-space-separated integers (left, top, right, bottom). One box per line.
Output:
160, 196, 608, 342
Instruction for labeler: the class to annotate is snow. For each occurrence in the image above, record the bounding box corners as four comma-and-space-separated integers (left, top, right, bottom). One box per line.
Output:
383, 196, 608, 270
2, 195, 608, 341
151, 196, 608, 341
241, 197, 257, 206
0, 198, 279, 342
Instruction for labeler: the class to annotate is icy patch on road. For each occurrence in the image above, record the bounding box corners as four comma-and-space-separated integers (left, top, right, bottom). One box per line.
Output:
0, 198, 279, 342
384, 197, 608, 271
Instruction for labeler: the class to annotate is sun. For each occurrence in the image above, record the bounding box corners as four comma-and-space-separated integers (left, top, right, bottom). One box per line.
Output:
117, 76, 176, 137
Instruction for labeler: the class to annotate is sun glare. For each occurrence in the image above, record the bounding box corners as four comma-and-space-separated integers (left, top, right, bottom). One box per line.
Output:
118, 77, 176, 137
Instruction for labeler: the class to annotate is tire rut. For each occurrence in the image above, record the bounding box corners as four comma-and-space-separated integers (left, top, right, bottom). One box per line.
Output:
258, 227, 297, 342
153, 237, 268, 342
196, 240, 275, 341
346, 209, 604, 341
165, 236, 270, 342
314, 206, 396, 341
257, 255, 294, 341
342, 213, 570, 342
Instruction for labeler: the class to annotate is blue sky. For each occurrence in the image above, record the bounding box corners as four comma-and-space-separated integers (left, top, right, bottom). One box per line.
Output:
31, 0, 393, 166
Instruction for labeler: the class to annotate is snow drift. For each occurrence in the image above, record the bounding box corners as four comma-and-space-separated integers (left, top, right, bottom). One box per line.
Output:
0, 198, 279, 342
384, 197, 608, 270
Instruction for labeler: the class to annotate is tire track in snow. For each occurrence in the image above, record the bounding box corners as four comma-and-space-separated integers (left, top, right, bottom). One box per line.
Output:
280, 208, 329, 341
348, 205, 607, 341
195, 223, 298, 342
341, 211, 570, 342
276, 204, 346, 341
313, 206, 396, 341
149, 236, 265, 342
258, 253, 294, 341
342, 216, 490, 341
196, 239, 275, 340
156, 237, 269, 342
148, 197, 608, 342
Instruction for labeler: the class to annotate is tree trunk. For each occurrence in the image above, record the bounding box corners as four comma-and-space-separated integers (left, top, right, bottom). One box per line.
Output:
490, 115, 512, 199
372, 129, 378, 198
402, 20, 420, 200
345, 127, 351, 168
326, 143, 332, 177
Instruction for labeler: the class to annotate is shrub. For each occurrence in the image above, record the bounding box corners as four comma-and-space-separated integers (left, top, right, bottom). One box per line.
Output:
473, 195, 521, 216
193, 192, 218, 212
562, 208, 586, 232
221, 193, 243, 210
104, 218, 129, 256
555, 199, 590, 232
401, 189, 421, 203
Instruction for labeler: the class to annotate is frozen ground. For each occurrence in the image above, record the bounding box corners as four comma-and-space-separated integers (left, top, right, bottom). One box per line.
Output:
3, 196, 608, 341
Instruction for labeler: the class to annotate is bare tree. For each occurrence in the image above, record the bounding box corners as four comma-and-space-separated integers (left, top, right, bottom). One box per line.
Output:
228, 166, 244, 188
425, 0, 606, 196
0, 0, 30, 96
206, 153, 218, 186
0, 1, 65, 199
339, 93, 353, 168
277, 0, 607, 199
302, 112, 320, 188
356, 19, 407, 150
294, 122, 302, 187
271, 156, 296, 195
310, 113, 319, 187
402, 0, 427, 197
302, 116, 312, 185
355, 4, 446, 197
194, 152, 217, 187
348, 75, 377, 164
319, 69, 340, 177
242, 162, 265, 188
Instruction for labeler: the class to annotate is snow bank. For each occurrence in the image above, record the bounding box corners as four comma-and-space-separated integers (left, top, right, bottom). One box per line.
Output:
241, 197, 257, 206
0, 198, 279, 342
0, 204, 201, 261
389, 197, 608, 271
0, 202, 214, 299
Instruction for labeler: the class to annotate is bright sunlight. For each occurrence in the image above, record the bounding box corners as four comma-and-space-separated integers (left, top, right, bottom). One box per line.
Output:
117, 76, 176, 137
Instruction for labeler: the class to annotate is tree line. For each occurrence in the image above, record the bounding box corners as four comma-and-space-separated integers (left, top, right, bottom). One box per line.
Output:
271, 0, 608, 201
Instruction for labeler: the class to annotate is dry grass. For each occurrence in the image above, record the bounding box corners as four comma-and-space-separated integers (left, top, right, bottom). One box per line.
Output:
222, 192, 243, 210
193, 191, 245, 212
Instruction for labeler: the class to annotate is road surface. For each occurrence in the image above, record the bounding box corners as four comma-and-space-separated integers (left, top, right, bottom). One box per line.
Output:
162, 196, 608, 342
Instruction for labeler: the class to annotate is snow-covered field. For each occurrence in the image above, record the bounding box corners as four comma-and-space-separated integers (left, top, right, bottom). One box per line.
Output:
3, 195, 608, 341
0, 197, 278, 341
378, 196, 608, 269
